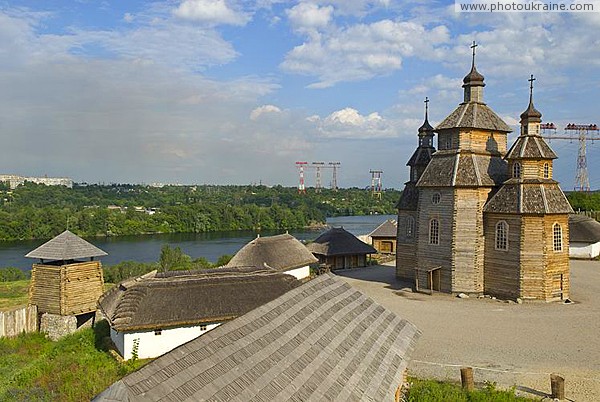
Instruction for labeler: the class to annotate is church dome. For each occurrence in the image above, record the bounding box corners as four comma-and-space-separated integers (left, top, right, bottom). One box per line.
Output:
462, 65, 485, 87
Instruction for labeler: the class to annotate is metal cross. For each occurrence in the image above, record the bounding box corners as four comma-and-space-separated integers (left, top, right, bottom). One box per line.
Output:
424, 96, 429, 116
471, 41, 477, 64
528, 74, 536, 101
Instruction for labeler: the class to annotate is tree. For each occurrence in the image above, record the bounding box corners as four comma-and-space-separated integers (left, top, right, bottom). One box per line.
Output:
158, 244, 192, 272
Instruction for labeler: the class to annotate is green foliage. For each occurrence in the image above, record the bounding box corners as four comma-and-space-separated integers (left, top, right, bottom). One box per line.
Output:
0, 321, 146, 402
0, 183, 401, 241
405, 378, 536, 402
159, 245, 192, 272
566, 191, 600, 212
214, 254, 233, 267
0, 280, 30, 310
0, 267, 29, 282
102, 261, 157, 283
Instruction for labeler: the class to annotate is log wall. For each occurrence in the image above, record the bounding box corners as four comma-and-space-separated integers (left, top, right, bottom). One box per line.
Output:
0, 305, 37, 338
396, 211, 417, 281
483, 214, 522, 299
29, 264, 62, 314
457, 129, 507, 154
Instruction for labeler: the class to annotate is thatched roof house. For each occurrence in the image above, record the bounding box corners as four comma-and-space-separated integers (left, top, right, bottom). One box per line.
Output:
26, 230, 107, 262
369, 219, 398, 254
307, 227, 376, 269
94, 274, 420, 402
227, 233, 317, 279
569, 214, 600, 259
98, 266, 300, 360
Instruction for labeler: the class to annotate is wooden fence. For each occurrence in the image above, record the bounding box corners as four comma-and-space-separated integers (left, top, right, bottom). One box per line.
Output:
0, 305, 37, 338
576, 210, 600, 221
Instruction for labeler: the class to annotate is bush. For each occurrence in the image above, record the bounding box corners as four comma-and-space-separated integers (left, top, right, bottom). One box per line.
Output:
0, 267, 29, 282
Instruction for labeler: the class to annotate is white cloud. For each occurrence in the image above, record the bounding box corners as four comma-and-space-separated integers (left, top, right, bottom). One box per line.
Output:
309, 107, 399, 139
250, 104, 282, 120
173, 0, 250, 26
281, 19, 450, 87
123, 13, 134, 23
287, 3, 333, 31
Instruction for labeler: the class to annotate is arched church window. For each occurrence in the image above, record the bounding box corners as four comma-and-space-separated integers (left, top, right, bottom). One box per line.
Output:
406, 217, 415, 238
429, 219, 439, 245
495, 221, 508, 251
553, 223, 563, 252
432, 192, 441, 204
513, 162, 521, 179
543, 163, 549, 179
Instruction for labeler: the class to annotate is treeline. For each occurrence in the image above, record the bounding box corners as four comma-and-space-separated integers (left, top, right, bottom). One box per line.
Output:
566, 191, 600, 212
0, 183, 400, 241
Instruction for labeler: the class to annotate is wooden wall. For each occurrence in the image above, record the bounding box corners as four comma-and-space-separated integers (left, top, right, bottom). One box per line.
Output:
30, 261, 104, 316
396, 211, 417, 281
483, 214, 522, 299
0, 305, 37, 338
372, 237, 396, 254
457, 129, 507, 155
416, 188, 454, 293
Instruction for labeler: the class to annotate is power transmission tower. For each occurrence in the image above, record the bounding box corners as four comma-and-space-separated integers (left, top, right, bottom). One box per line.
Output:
541, 123, 599, 192
329, 162, 341, 191
369, 170, 383, 199
312, 162, 325, 193
295, 161, 308, 194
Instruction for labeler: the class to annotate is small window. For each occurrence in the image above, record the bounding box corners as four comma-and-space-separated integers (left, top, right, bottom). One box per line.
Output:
154, 329, 162, 336
406, 216, 415, 238
513, 162, 521, 179
200, 324, 207, 331
429, 219, 439, 245
543, 163, 549, 179
495, 221, 508, 251
432, 193, 441, 204
553, 223, 563, 252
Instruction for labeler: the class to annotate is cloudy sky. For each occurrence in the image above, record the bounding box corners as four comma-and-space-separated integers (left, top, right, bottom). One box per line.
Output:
1, 0, 599, 189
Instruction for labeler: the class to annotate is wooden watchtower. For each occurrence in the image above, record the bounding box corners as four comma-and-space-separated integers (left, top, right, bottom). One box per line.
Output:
26, 230, 107, 316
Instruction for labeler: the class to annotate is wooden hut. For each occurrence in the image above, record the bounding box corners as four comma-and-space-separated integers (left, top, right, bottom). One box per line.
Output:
226, 233, 318, 279
26, 230, 107, 316
307, 227, 376, 269
369, 219, 398, 254
98, 266, 299, 360
94, 274, 420, 402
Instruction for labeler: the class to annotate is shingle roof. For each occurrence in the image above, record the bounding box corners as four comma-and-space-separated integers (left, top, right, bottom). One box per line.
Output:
93, 274, 420, 402
505, 135, 557, 160
369, 219, 398, 238
417, 152, 508, 187
227, 234, 317, 272
483, 181, 573, 214
569, 214, 600, 243
435, 102, 512, 132
407, 145, 435, 167
25, 230, 107, 261
307, 227, 376, 256
397, 182, 419, 210
98, 267, 300, 332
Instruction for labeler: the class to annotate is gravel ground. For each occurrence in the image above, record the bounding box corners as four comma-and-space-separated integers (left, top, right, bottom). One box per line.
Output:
336, 260, 600, 402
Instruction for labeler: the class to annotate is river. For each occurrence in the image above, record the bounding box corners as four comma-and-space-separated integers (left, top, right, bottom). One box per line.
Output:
0, 215, 395, 271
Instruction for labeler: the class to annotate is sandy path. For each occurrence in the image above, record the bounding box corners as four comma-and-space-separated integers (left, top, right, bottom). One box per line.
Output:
336, 260, 600, 401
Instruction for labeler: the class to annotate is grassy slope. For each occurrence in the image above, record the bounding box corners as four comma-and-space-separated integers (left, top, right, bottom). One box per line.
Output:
406, 378, 538, 401
0, 320, 146, 402
0, 280, 29, 310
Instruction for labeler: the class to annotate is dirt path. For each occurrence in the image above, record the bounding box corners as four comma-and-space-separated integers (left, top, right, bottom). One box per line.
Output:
336, 260, 600, 401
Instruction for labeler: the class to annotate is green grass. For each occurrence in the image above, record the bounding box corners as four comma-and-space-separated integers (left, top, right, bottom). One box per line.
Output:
0, 280, 30, 310
405, 378, 538, 401
0, 320, 148, 402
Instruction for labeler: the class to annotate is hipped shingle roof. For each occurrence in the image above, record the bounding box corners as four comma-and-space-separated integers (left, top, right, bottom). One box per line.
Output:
483, 181, 573, 214
93, 274, 420, 402
227, 233, 317, 271
369, 219, 398, 238
436, 102, 512, 132
25, 230, 107, 261
98, 267, 300, 332
307, 227, 376, 256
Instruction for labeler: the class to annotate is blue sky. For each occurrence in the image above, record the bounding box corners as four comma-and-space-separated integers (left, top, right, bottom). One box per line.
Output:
1, 0, 599, 189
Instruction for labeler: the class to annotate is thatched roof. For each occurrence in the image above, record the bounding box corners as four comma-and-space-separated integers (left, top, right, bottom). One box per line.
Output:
25, 230, 107, 261
483, 181, 573, 214
227, 234, 317, 271
369, 219, 398, 238
436, 102, 512, 132
98, 267, 300, 332
417, 152, 508, 188
93, 274, 420, 402
569, 214, 600, 243
307, 227, 376, 256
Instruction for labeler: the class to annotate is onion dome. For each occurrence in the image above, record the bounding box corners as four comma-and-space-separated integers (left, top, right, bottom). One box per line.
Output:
520, 74, 542, 123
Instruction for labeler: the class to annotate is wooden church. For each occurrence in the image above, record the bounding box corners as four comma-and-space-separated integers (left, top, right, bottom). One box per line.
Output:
396, 44, 573, 301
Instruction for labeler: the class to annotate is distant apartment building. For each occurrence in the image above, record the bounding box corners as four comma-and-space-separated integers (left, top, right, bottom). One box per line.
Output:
0, 174, 73, 189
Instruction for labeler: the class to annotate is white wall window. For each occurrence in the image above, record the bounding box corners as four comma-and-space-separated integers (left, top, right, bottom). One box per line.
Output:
429, 219, 439, 245
432, 193, 441, 204
513, 162, 521, 179
553, 223, 563, 252
495, 221, 508, 251
406, 217, 415, 238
